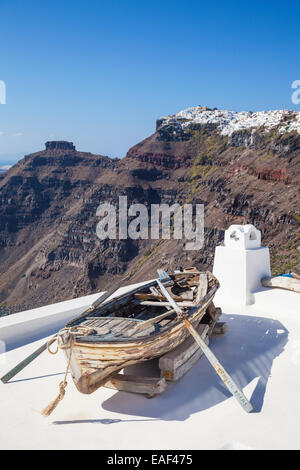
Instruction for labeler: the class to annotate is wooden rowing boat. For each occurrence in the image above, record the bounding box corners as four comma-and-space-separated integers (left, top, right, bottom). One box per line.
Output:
55, 268, 219, 395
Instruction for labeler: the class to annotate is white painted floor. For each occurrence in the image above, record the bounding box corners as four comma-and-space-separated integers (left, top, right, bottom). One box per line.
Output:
0, 288, 299, 450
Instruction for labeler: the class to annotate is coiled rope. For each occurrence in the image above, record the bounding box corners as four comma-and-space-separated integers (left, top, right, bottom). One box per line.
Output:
41, 326, 94, 417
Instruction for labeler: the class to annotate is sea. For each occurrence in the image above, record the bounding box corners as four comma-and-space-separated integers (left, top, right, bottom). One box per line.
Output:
0, 165, 11, 174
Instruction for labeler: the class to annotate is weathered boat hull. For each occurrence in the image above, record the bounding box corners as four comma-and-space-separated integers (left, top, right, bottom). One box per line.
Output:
63, 290, 216, 394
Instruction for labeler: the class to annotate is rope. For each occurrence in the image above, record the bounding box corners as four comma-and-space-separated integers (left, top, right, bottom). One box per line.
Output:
47, 336, 59, 355
41, 336, 73, 417
41, 326, 94, 417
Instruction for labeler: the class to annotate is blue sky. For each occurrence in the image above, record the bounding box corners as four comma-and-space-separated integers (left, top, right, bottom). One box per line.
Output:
0, 0, 300, 164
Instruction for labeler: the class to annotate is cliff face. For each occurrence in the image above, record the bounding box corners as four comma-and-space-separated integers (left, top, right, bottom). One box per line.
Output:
0, 108, 300, 314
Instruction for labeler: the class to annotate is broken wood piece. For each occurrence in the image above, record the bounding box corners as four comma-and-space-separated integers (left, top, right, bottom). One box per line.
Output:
137, 300, 194, 307
206, 303, 220, 321
103, 373, 167, 396
212, 322, 227, 335
195, 272, 208, 304
134, 293, 193, 302
262, 276, 300, 293
206, 307, 222, 336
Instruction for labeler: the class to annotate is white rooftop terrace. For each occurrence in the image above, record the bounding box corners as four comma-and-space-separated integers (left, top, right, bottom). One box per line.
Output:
0, 225, 299, 450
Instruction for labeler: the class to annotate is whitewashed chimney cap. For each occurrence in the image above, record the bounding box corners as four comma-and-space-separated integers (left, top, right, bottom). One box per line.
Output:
224, 224, 261, 250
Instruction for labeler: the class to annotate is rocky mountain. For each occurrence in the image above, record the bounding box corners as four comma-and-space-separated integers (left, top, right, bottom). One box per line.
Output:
0, 106, 300, 315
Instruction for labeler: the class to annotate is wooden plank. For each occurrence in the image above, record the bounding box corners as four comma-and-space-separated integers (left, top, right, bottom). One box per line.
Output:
135, 293, 193, 302
103, 373, 167, 396
137, 300, 194, 307
195, 272, 208, 304
81, 317, 132, 336
207, 303, 221, 322
207, 307, 222, 336
171, 272, 198, 278
159, 324, 209, 373
130, 309, 176, 333
150, 286, 161, 296
82, 317, 115, 328
212, 322, 227, 335
110, 318, 148, 337
97, 318, 125, 330
112, 318, 136, 335
134, 325, 158, 338
262, 276, 300, 293
161, 336, 210, 382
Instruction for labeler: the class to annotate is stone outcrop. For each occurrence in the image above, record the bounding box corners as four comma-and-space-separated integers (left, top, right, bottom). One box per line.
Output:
45, 141, 76, 151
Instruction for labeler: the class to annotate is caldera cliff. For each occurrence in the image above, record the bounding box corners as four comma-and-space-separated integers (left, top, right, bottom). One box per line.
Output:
0, 106, 300, 314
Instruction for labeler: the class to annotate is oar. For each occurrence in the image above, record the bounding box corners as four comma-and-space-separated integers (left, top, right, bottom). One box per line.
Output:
133, 308, 176, 332
156, 279, 253, 413
0, 272, 135, 384
1, 337, 57, 384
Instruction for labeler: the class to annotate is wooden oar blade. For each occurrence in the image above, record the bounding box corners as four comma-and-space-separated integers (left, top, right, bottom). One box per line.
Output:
156, 278, 253, 414
182, 317, 253, 413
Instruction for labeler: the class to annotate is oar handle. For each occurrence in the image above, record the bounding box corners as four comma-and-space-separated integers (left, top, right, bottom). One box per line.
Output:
1, 337, 56, 384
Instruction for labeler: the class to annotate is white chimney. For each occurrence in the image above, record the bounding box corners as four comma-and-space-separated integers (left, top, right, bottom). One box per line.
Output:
213, 224, 271, 306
